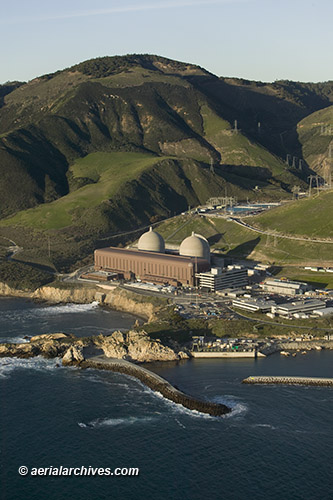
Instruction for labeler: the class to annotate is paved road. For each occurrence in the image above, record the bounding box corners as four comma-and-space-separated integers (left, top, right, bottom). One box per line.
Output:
231, 218, 333, 244
0, 236, 23, 260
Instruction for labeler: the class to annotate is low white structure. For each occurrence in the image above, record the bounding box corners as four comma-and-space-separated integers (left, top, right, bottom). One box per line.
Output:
271, 299, 325, 317
232, 298, 276, 313
260, 279, 308, 296
312, 307, 333, 317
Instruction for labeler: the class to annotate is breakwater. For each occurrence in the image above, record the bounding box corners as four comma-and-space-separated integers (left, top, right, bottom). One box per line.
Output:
79, 355, 231, 416
242, 376, 333, 387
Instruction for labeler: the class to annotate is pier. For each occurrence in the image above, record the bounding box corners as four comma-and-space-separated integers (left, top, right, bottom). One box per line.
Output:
242, 376, 333, 387
80, 355, 231, 416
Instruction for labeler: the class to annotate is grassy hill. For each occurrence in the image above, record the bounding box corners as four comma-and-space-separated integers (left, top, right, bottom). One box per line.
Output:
297, 105, 333, 175
0, 55, 332, 270
155, 207, 333, 270
0, 150, 293, 271
248, 190, 333, 238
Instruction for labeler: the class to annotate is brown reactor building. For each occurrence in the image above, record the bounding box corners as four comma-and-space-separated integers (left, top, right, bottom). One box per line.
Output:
94, 227, 211, 287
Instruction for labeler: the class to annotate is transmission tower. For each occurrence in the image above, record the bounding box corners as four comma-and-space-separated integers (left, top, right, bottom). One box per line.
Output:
210, 157, 215, 175
292, 156, 297, 168
286, 154, 291, 166
307, 175, 317, 197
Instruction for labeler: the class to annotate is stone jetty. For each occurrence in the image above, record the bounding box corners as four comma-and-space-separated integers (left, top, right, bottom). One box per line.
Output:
79, 355, 231, 417
242, 376, 333, 387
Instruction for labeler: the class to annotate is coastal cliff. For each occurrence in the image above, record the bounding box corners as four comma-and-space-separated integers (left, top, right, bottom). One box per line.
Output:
0, 281, 163, 322
0, 282, 32, 298
33, 285, 97, 304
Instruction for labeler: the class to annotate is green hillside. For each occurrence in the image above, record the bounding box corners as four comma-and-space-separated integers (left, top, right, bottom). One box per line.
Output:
1, 151, 285, 271
1, 55, 333, 270
297, 105, 333, 175
248, 190, 333, 238
1, 152, 161, 230
156, 212, 333, 269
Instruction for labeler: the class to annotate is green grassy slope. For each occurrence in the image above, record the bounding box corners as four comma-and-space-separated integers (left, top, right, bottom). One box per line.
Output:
1, 152, 161, 230
248, 190, 333, 238
1, 55, 332, 270
0, 59, 305, 220
156, 212, 333, 267
297, 105, 333, 174
1, 152, 281, 271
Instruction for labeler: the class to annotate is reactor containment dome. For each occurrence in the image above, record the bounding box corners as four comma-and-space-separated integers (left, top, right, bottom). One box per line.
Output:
138, 227, 165, 253
179, 232, 210, 262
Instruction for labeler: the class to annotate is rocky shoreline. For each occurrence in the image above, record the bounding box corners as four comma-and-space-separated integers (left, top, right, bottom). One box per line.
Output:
0, 281, 162, 322
0, 332, 230, 417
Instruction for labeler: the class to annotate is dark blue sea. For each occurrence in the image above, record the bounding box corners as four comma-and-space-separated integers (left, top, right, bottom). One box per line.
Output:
0, 298, 332, 500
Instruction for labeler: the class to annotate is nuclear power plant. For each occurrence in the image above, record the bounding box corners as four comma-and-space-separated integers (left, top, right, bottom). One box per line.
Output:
94, 228, 211, 287
94, 227, 248, 290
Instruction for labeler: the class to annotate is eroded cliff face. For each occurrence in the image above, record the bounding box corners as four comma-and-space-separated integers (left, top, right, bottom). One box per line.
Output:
0, 282, 32, 298
0, 281, 162, 322
33, 286, 98, 304
102, 289, 159, 322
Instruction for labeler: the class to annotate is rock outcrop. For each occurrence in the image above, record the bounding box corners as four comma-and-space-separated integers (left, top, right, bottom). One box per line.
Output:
95, 331, 180, 362
0, 330, 189, 363
30, 333, 72, 342
62, 346, 85, 365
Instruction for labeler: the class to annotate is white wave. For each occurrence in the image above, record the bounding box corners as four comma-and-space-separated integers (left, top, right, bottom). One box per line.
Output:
0, 336, 29, 344
78, 416, 156, 428
83, 373, 131, 390
0, 356, 64, 379
33, 301, 100, 316
151, 390, 215, 420
174, 418, 186, 429
252, 423, 277, 430
0, 302, 100, 325
212, 395, 248, 419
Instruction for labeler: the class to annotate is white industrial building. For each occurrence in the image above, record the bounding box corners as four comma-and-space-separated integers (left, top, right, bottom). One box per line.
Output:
260, 279, 308, 296
312, 307, 333, 317
271, 299, 326, 317
196, 266, 248, 292
232, 298, 276, 313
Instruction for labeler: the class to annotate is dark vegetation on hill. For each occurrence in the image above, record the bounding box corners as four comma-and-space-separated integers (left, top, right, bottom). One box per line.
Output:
0, 259, 53, 290
0, 81, 24, 105
0, 54, 331, 271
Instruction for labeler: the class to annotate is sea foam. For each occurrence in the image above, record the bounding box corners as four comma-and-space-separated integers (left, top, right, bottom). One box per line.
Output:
0, 356, 64, 379
78, 416, 156, 429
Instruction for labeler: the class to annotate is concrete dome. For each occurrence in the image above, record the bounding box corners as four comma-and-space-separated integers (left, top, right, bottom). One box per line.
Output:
138, 227, 165, 253
179, 232, 210, 261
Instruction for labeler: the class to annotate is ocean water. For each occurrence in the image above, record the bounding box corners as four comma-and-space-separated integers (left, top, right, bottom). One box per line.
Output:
0, 298, 332, 500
